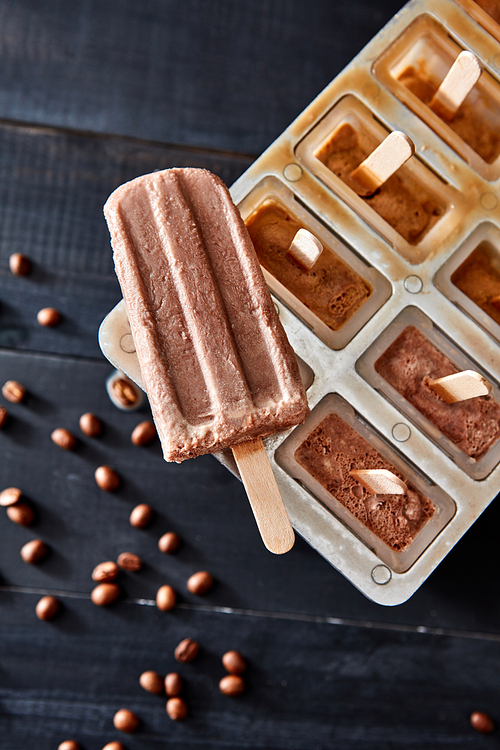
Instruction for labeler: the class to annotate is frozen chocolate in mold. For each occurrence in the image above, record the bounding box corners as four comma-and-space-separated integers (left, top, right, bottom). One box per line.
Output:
245, 201, 372, 331
315, 122, 443, 245
375, 326, 500, 459
294, 412, 435, 552
451, 241, 500, 327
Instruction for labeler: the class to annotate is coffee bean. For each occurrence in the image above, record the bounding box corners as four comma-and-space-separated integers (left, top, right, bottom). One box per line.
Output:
470, 711, 495, 734
117, 552, 142, 572
21, 539, 48, 564
111, 378, 139, 407
219, 674, 245, 696
9, 252, 32, 276
79, 412, 102, 437
2, 380, 26, 403
187, 570, 214, 595
58, 741, 80, 750
129, 503, 153, 528
36, 595, 60, 621
95, 465, 121, 492
37, 307, 62, 327
131, 420, 157, 446
222, 650, 247, 675
92, 561, 119, 583
165, 672, 182, 697
91, 583, 120, 606
0, 486, 22, 506
156, 585, 176, 612
113, 709, 139, 733
158, 531, 181, 554
7, 501, 35, 527
174, 638, 199, 663
166, 697, 188, 721
102, 743, 125, 750
51, 427, 77, 451
139, 670, 164, 695
0, 406, 8, 429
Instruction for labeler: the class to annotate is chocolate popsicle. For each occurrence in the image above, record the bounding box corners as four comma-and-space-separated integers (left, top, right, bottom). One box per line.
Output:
104, 168, 310, 552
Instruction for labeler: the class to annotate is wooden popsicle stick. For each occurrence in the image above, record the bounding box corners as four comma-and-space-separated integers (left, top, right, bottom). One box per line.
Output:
286, 228, 323, 271
428, 370, 492, 404
350, 131, 415, 197
350, 469, 407, 495
490, 294, 500, 311
429, 51, 483, 122
231, 437, 295, 554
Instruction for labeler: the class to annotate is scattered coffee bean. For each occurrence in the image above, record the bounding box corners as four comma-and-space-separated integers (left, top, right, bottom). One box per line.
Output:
21, 539, 48, 564
158, 531, 181, 554
117, 552, 142, 572
2, 380, 26, 403
0, 486, 22, 506
91, 583, 120, 606
0, 406, 8, 429
129, 503, 153, 528
219, 674, 245, 696
113, 708, 139, 733
36, 595, 60, 621
7, 501, 35, 527
174, 638, 199, 663
9, 252, 32, 276
166, 697, 188, 721
95, 465, 121, 492
58, 741, 80, 750
131, 420, 157, 446
165, 672, 182, 697
51, 427, 77, 451
222, 650, 247, 675
139, 670, 164, 695
92, 561, 119, 583
187, 570, 214, 595
156, 585, 176, 612
470, 711, 495, 734
79, 412, 102, 437
102, 743, 125, 750
37, 307, 62, 327
112, 378, 139, 408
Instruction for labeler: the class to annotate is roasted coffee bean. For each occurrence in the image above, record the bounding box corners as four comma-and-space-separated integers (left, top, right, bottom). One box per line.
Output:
165, 672, 182, 697
129, 503, 153, 528
470, 711, 495, 734
0, 406, 8, 429
113, 708, 139, 733
91, 583, 120, 606
7, 501, 35, 527
174, 638, 199, 663
36, 595, 60, 621
117, 552, 142, 572
95, 465, 121, 492
222, 650, 247, 675
9, 252, 32, 276
21, 539, 48, 564
156, 585, 176, 612
166, 697, 188, 721
131, 420, 157, 446
219, 674, 245, 696
187, 570, 214, 595
2, 380, 26, 403
58, 741, 80, 750
112, 378, 139, 407
102, 743, 125, 750
0, 486, 22, 506
37, 307, 62, 327
158, 531, 181, 554
79, 412, 102, 437
51, 427, 77, 451
92, 561, 119, 583
139, 670, 164, 695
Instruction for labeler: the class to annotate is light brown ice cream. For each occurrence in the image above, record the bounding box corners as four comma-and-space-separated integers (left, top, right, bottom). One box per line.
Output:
451, 241, 500, 326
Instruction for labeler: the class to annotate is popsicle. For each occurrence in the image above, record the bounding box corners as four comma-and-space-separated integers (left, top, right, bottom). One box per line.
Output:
103, 168, 310, 553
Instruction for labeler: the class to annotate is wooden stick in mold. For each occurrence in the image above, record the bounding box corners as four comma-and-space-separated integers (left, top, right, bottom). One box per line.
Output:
350, 131, 414, 197
350, 469, 407, 495
429, 51, 483, 122
428, 370, 492, 404
287, 229, 323, 271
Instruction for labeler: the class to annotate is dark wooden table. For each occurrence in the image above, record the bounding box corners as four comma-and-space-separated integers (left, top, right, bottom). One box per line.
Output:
1, 1, 500, 748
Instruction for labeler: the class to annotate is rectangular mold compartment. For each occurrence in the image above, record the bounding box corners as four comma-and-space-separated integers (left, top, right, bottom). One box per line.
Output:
356, 306, 500, 480
434, 222, 500, 344
373, 14, 500, 181
295, 95, 456, 265
238, 176, 392, 349
275, 393, 456, 574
